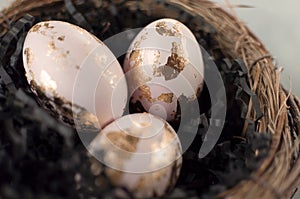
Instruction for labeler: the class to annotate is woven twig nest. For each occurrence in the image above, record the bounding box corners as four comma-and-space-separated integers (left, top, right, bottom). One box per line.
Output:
0, 0, 300, 199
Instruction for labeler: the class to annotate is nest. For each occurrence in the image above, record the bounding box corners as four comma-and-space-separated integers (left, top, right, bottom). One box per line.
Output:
0, 0, 300, 198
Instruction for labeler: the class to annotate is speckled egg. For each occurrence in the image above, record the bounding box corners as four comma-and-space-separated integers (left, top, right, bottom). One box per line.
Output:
124, 18, 204, 122
23, 21, 128, 129
88, 113, 182, 198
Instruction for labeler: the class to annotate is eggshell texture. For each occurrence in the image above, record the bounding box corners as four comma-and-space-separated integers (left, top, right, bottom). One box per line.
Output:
23, 21, 127, 128
88, 113, 182, 198
124, 18, 204, 121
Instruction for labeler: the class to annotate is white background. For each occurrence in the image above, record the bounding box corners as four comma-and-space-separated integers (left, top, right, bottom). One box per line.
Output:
213, 0, 300, 97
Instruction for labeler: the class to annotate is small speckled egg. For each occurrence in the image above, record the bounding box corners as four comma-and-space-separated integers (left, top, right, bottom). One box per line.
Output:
88, 113, 182, 198
23, 21, 128, 129
124, 18, 204, 122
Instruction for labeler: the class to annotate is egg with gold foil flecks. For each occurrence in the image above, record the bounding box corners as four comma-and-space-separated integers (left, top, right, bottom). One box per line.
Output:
22, 20, 128, 129
124, 18, 204, 122
88, 113, 183, 198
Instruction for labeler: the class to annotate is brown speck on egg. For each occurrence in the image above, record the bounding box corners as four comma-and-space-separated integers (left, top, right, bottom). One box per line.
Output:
61, 50, 70, 58
196, 86, 202, 98
158, 93, 174, 103
48, 40, 57, 50
57, 35, 65, 41
24, 48, 34, 68
30, 24, 42, 33
44, 22, 54, 29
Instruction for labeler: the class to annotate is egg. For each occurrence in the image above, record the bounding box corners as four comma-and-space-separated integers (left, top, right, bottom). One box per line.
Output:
124, 18, 204, 122
88, 113, 182, 198
23, 21, 128, 129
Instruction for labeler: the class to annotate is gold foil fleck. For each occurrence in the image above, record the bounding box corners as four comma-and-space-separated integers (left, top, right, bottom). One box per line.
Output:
166, 53, 185, 72
157, 93, 174, 103
106, 131, 139, 153
130, 50, 140, 62
167, 42, 186, 72
155, 21, 181, 37
48, 40, 57, 50
129, 50, 142, 68
43, 22, 54, 29
24, 48, 34, 68
30, 24, 42, 32
160, 42, 187, 80
139, 85, 154, 103
152, 42, 187, 80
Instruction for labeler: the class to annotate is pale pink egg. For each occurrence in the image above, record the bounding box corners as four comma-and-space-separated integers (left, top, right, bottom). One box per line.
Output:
88, 113, 182, 198
124, 18, 204, 122
23, 21, 128, 129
